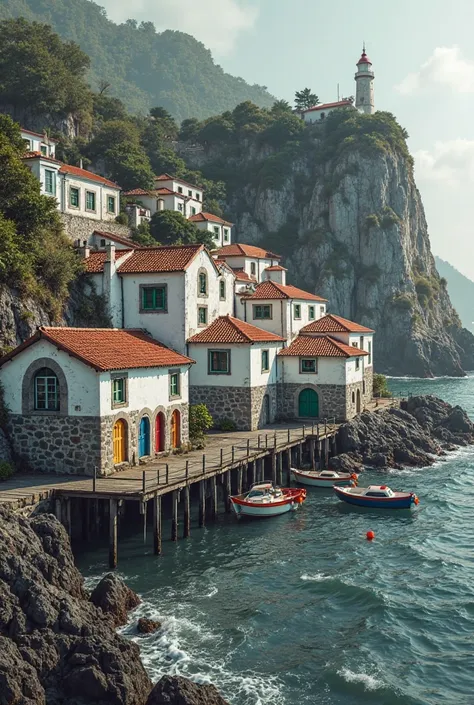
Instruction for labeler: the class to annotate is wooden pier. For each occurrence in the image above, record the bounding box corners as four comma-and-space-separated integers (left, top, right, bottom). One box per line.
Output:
0, 421, 339, 567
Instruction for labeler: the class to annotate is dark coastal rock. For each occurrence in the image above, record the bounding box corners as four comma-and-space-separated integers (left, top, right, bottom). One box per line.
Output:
146, 675, 231, 705
0, 505, 152, 705
328, 454, 363, 473
138, 617, 162, 634
335, 395, 474, 470
90, 572, 141, 627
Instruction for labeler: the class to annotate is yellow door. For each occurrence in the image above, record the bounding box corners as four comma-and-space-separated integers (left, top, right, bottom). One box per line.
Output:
113, 420, 126, 463
171, 410, 181, 449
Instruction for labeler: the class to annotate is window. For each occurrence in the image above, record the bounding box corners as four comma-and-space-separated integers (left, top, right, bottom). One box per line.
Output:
355, 357, 360, 371
352, 342, 358, 348
178, 202, 183, 212
294, 304, 301, 319
100, 239, 106, 247
300, 359, 317, 374
250, 262, 256, 276
170, 372, 180, 397
40, 144, 48, 156
253, 304, 272, 320
352, 392, 355, 403
191, 207, 196, 216
320, 306, 325, 317
360, 336, 364, 350
199, 272, 207, 295
112, 378, 125, 404
178, 186, 183, 194
86, 191, 96, 211
223, 228, 229, 242
308, 306, 315, 320
198, 306, 208, 325
34, 368, 59, 411
261, 349, 269, 372
107, 196, 116, 214
44, 169, 55, 195
141, 285, 167, 311
196, 192, 200, 201
209, 350, 230, 374
213, 226, 220, 236
219, 280, 226, 300
368, 341, 372, 365
320, 112, 326, 120
69, 187, 79, 208
188, 189, 192, 197
24, 139, 31, 150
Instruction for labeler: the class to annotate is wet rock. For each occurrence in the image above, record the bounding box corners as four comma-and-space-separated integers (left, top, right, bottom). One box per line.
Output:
328, 454, 362, 473
138, 617, 162, 634
90, 572, 141, 627
146, 675, 230, 705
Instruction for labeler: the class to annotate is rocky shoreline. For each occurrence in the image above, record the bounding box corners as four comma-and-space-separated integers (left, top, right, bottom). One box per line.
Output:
330, 395, 474, 472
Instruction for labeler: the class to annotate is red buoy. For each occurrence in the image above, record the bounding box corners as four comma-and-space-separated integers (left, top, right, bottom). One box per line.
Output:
366, 530, 375, 541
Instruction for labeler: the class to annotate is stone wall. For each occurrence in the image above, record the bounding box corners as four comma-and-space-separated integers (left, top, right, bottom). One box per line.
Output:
8, 414, 101, 475
251, 384, 277, 429
277, 383, 349, 422
190, 386, 252, 430
345, 381, 364, 420
363, 367, 373, 405
60, 214, 131, 243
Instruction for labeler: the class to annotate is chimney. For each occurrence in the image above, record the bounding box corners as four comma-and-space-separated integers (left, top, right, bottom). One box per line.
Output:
79, 158, 83, 169
105, 243, 115, 264
265, 266, 287, 286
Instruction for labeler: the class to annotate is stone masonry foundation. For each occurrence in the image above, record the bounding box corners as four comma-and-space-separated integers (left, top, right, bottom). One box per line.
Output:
190, 386, 276, 431
277, 383, 351, 422
60, 214, 131, 243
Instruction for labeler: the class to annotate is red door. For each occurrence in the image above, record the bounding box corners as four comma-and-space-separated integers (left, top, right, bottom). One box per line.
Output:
155, 413, 165, 452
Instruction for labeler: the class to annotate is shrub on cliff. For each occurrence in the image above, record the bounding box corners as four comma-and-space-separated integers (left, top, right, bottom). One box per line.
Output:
373, 373, 392, 398
0, 460, 13, 481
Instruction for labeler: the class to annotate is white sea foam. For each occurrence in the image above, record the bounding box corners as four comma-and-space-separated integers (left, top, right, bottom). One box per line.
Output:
337, 667, 383, 691
205, 585, 218, 597
300, 572, 330, 582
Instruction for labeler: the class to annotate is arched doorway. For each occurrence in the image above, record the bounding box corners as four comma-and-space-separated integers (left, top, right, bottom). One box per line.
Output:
298, 388, 319, 418
262, 395, 270, 425
155, 412, 165, 452
113, 419, 127, 464
356, 389, 361, 413
138, 416, 150, 457
171, 410, 181, 449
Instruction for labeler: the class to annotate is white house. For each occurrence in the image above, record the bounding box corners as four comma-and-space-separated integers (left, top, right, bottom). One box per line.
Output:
238, 280, 328, 342
300, 99, 356, 124
213, 244, 281, 284
277, 334, 370, 421
85, 230, 136, 252
21, 128, 58, 158
0, 327, 194, 476
22, 152, 62, 200
187, 315, 285, 430
85, 244, 234, 354
189, 212, 233, 247
155, 173, 203, 214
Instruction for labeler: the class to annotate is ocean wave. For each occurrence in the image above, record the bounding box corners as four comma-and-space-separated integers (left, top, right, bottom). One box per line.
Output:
337, 667, 384, 691
300, 573, 330, 582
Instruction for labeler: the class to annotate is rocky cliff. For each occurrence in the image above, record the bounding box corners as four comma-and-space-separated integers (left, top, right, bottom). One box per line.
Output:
192, 110, 474, 377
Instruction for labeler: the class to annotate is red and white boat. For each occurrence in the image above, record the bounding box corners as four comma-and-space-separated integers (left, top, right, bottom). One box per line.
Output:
291, 468, 359, 488
230, 483, 306, 518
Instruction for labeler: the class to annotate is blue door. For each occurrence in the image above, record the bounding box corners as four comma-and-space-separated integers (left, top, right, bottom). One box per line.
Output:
138, 416, 150, 457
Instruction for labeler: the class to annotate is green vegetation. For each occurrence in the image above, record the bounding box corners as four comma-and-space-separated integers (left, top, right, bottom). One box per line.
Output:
189, 404, 213, 448
294, 88, 319, 111
219, 419, 237, 432
366, 214, 380, 229
0, 0, 275, 120
0, 115, 83, 319
373, 373, 392, 398
392, 293, 414, 311
149, 211, 215, 249
0, 461, 14, 481
380, 206, 400, 228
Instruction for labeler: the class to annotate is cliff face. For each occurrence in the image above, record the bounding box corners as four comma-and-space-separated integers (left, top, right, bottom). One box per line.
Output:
194, 118, 474, 377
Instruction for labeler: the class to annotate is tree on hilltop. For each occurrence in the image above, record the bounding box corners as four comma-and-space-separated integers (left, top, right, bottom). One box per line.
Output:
150, 211, 215, 249
294, 88, 320, 111
271, 100, 293, 115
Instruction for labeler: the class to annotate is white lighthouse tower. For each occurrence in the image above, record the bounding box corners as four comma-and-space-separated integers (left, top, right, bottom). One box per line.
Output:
355, 44, 375, 114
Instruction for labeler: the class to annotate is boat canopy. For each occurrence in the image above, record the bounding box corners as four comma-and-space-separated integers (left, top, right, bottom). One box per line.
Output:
363, 485, 394, 498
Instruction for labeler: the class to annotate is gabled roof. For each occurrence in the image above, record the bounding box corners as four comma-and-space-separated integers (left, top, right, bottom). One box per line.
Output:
21, 128, 58, 142
187, 315, 285, 344
22, 151, 61, 165
117, 244, 204, 273
93, 230, 136, 248
84, 250, 134, 273
264, 265, 287, 272
301, 314, 374, 334
215, 243, 281, 260
189, 212, 233, 227
0, 327, 194, 372
59, 164, 120, 189
278, 335, 369, 358
231, 268, 256, 283
123, 188, 154, 197
303, 100, 354, 113
155, 173, 204, 191
243, 280, 327, 302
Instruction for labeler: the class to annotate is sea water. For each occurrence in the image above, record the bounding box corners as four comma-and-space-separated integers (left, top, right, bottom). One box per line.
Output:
78, 375, 474, 705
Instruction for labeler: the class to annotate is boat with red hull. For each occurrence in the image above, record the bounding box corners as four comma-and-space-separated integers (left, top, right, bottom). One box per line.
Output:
230, 483, 306, 517
334, 484, 420, 509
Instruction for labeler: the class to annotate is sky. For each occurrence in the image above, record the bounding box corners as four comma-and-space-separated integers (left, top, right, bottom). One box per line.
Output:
99, 0, 474, 279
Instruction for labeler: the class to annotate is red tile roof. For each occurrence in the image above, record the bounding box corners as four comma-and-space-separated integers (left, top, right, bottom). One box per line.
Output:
301, 314, 374, 334
0, 327, 194, 371
243, 280, 327, 302
155, 173, 203, 191
123, 188, 153, 196
117, 245, 203, 273
303, 100, 354, 113
93, 230, 136, 248
231, 268, 256, 283
84, 250, 133, 273
22, 151, 61, 165
156, 187, 177, 196
278, 335, 369, 358
59, 164, 120, 189
21, 128, 58, 142
189, 212, 233, 226
187, 315, 285, 344
215, 243, 281, 259
264, 265, 287, 271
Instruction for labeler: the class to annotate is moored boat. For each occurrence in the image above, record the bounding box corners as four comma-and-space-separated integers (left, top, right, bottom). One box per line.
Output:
291, 468, 359, 488
334, 484, 420, 509
230, 483, 306, 517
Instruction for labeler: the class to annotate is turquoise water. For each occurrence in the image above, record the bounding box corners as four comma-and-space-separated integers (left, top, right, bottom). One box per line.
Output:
78, 375, 474, 705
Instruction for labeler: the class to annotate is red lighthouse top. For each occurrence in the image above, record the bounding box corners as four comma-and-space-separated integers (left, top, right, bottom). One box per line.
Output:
357, 44, 372, 65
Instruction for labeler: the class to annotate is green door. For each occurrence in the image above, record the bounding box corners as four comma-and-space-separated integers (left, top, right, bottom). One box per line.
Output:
298, 389, 319, 418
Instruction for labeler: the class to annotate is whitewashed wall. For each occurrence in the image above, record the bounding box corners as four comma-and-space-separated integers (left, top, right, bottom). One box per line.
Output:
60, 176, 120, 221
188, 344, 251, 387
218, 255, 277, 282
280, 355, 349, 385
185, 251, 233, 341
250, 343, 281, 386
99, 366, 190, 415
346, 356, 365, 384
218, 268, 236, 316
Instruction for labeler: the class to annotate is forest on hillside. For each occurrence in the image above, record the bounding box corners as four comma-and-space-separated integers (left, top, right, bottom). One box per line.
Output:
0, 0, 275, 120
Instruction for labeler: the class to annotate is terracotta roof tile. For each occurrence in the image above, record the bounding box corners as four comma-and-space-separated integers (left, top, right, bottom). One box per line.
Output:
243, 280, 327, 302
303, 100, 354, 113
189, 212, 233, 226
93, 230, 136, 248
123, 188, 153, 196
118, 245, 203, 273
187, 315, 285, 344
21, 128, 58, 142
22, 151, 61, 165
84, 250, 133, 273
264, 265, 287, 271
278, 335, 369, 358
59, 164, 120, 189
0, 328, 194, 371
215, 244, 281, 259
231, 268, 256, 282
155, 174, 203, 191
301, 314, 374, 334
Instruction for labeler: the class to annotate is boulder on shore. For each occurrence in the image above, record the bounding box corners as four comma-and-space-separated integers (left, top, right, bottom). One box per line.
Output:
146, 675, 231, 705
138, 617, 161, 634
91, 572, 141, 627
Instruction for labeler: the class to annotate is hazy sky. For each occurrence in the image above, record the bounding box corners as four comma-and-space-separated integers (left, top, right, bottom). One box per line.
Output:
99, 0, 474, 279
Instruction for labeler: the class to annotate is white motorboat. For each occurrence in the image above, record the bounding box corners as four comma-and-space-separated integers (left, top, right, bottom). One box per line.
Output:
230, 483, 306, 517
291, 468, 359, 488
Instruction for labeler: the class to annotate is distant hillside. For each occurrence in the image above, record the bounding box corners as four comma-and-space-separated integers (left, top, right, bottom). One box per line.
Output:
0, 0, 276, 121
435, 257, 474, 333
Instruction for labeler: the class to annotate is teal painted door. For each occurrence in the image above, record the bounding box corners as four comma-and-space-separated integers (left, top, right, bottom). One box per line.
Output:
138, 416, 150, 457
299, 389, 319, 418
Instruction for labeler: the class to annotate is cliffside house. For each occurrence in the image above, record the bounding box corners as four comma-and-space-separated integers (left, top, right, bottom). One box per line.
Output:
300, 99, 356, 123
21, 128, 58, 158
123, 173, 204, 226
213, 243, 281, 287
188, 212, 233, 247
187, 315, 285, 430
0, 327, 193, 476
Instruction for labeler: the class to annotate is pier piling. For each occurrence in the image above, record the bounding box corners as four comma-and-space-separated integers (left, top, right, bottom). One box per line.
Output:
199, 480, 206, 527
183, 486, 190, 538
109, 499, 118, 569
153, 493, 162, 555
171, 491, 178, 541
